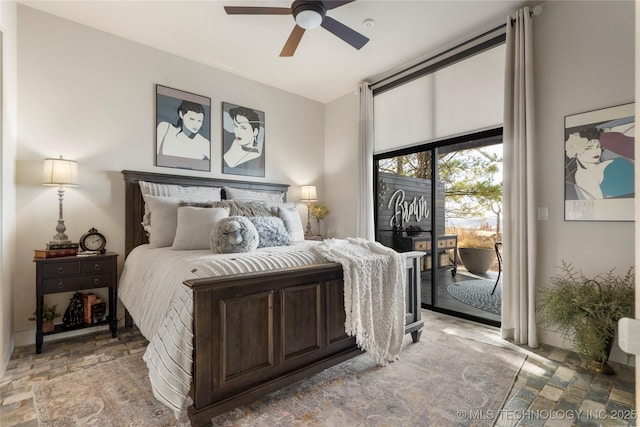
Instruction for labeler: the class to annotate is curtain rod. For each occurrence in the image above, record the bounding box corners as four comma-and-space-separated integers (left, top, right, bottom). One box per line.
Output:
369, 4, 543, 90
369, 23, 505, 90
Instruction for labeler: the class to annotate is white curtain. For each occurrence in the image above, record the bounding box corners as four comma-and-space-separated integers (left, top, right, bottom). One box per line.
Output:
502, 7, 538, 347
357, 82, 375, 240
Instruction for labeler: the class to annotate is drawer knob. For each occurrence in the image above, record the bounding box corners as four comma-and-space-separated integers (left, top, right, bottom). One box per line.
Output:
94, 264, 101, 271
94, 278, 100, 285
58, 267, 64, 274
57, 282, 64, 289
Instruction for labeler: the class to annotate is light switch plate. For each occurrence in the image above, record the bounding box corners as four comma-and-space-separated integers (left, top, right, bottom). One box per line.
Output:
538, 207, 548, 221
618, 317, 640, 355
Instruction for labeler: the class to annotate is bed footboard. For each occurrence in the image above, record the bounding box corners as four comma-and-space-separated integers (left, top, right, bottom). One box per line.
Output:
183, 253, 424, 426
184, 263, 360, 426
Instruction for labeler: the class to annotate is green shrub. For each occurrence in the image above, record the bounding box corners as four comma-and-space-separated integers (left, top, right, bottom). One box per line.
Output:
538, 262, 634, 370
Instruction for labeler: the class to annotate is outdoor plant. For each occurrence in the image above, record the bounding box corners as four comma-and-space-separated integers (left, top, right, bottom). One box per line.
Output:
454, 228, 496, 249
309, 203, 329, 235
538, 261, 634, 374
28, 303, 61, 322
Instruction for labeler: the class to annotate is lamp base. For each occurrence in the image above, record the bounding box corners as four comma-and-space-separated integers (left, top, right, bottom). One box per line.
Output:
50, 234, 72, 245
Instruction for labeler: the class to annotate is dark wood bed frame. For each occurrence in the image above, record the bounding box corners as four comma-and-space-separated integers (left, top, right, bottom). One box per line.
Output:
121, 170, 424, 426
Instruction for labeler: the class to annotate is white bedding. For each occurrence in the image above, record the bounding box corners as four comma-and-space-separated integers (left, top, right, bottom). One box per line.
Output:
118, 242, 327, 416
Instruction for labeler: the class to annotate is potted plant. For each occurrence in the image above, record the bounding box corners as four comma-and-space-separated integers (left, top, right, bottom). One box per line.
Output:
29, 303, 61, 333
538, 262, 634, 374
309, 203, 329, 237
456, 229, 497, 274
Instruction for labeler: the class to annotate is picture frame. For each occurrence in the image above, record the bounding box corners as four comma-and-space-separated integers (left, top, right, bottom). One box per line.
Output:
155, 85, 211, 172
222, 102, 265, 177
564, 102, 635, 221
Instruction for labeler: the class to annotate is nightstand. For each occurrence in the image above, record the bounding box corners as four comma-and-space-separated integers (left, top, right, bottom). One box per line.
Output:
305, 235, 323, 241
33, 252, 118, 353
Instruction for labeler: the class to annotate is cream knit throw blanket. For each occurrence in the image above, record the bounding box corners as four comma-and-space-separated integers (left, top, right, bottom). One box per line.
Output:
311, 238, 406, 366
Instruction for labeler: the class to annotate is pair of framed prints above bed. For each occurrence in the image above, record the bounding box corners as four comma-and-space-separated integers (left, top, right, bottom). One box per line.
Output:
155, 84, 265, 178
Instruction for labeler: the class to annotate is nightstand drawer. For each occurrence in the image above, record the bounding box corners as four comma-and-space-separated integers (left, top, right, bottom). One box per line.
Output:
80, 259, 114, 273
414, 240, 429, 251
445, 238, 457, 248
43, 262, 79, 277
43, 273, 112, 293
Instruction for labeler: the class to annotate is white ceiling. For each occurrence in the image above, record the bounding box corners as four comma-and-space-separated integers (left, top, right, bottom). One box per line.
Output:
20, 0, 528, 103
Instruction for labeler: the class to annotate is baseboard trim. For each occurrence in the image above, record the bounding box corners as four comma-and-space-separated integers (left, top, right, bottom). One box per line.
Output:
1, 336, 14, 378
13, 324, 111, 348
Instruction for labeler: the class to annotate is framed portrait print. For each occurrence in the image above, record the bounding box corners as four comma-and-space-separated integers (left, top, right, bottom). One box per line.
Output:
156, 85, 211, 171
564, 102, 635, 221
222, 102, 265, 177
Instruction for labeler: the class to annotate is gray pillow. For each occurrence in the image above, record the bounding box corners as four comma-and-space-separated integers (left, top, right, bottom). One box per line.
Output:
181, 200, 272, 217
249, 216, 291, 248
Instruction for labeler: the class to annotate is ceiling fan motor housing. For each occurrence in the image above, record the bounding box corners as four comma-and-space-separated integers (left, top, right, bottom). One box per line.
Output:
292, 0, 327, 27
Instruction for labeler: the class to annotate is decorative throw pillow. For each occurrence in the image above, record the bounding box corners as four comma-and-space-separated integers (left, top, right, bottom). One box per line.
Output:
210, 216, 259, 254
263, 201, 295, 217
172, 207, 229, 250
277, 206, 305, 243
223, 186, 284, 203
180, 200, 272, 217
145, 195, 182, 248
249, 216, 291, 248
139, 181, 221, 234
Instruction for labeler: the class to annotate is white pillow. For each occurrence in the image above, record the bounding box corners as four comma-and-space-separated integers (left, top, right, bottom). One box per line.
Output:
139, 181, 222, 233
145, 196, 181, 248
277, 206, 305, 243
172, 207, 229, 250
224, 186, 284, 203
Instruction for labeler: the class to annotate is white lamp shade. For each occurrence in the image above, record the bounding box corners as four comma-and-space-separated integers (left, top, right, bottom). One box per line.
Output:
295, 9, 323, 29
300, 185, 317, 202
42, 157, 79, 186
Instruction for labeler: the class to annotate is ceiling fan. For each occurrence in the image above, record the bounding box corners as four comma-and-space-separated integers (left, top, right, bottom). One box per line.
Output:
224, 0, 370, 57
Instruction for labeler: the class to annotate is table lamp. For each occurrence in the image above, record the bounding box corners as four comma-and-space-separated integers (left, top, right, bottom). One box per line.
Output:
300, 185, 317, 236
42, 156, 79, 244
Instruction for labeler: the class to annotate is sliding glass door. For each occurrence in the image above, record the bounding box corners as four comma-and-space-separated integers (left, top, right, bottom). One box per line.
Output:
374, 129, 503, 326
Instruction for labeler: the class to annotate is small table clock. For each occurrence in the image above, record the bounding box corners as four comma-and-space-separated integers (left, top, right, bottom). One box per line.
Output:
79, 228, 107, 253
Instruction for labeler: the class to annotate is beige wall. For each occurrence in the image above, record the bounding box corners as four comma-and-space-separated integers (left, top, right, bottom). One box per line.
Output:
533, 0, 635, 364
12, 5, 325, 344
1, 0, 18, 377
324, 91, 359, 238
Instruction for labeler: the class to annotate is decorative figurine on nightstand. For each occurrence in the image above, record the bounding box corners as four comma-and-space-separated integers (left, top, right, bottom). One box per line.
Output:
63, 292, 84, 328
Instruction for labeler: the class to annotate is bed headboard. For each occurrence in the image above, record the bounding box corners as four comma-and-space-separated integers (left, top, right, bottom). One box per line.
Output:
122, 170, 290, 257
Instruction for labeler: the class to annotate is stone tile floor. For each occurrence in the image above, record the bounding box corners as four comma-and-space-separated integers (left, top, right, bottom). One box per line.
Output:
0, 311, 636, 426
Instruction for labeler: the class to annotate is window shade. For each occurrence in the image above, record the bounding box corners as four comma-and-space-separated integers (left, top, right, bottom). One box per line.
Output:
373, 44, 505, 154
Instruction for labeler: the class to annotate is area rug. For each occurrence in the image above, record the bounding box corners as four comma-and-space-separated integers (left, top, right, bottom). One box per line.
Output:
447, 279, 502, 315
32, 354, 178, 426
33, 329, 524, 427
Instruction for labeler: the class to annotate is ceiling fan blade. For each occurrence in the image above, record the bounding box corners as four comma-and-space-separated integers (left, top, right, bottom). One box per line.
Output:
280, 26, 306, 57
320, 16, 369, 50
323, 0, 356, 11
224, 6, 291, 15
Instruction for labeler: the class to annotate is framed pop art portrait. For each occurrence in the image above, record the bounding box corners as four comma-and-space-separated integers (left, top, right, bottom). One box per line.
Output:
222, 102, 265, 177
156, 85, 211, 172
564, 102, 635, 221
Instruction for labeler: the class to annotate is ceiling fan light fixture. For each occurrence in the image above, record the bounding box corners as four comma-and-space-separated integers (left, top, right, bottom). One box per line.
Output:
295, 10, 322, 29
292, 1, 326, 30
